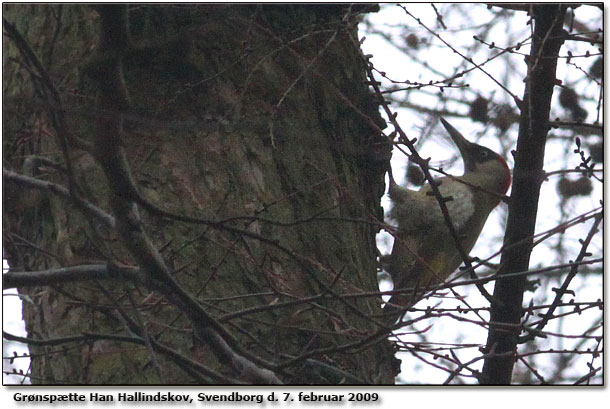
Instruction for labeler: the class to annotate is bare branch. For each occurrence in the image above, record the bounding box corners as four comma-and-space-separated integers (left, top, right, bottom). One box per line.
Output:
3, 168, 115, 228
2, 264, 139, 289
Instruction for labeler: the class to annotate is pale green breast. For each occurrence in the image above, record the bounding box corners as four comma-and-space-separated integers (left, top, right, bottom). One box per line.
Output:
388, 177, 493, 289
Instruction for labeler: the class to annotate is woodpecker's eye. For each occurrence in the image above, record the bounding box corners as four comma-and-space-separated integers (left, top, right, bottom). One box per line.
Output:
479, 150, 489, 160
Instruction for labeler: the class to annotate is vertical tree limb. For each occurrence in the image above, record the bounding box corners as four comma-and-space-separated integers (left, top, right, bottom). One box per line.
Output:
481, 4, 567, 384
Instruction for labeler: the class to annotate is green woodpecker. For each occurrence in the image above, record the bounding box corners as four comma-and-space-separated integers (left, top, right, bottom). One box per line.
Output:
383, 118, 511, 322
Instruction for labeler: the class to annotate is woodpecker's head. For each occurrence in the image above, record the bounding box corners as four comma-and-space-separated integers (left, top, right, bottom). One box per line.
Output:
439, 117, 511, 197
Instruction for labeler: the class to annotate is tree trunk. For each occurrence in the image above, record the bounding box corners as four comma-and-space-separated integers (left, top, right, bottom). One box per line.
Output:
3, 4, 395, 384
481, 4, 567, 385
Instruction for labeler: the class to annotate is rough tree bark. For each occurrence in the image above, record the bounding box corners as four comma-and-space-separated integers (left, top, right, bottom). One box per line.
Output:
3, 4, 396, 384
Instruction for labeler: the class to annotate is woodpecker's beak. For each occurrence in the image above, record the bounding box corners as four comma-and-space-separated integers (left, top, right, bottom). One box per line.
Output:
439, 117, 476, 171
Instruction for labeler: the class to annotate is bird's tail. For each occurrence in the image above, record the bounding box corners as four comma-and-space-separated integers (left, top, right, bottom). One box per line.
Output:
381, 278, 434, 326
381, 295, 409, 326
381, 291, 421, 326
